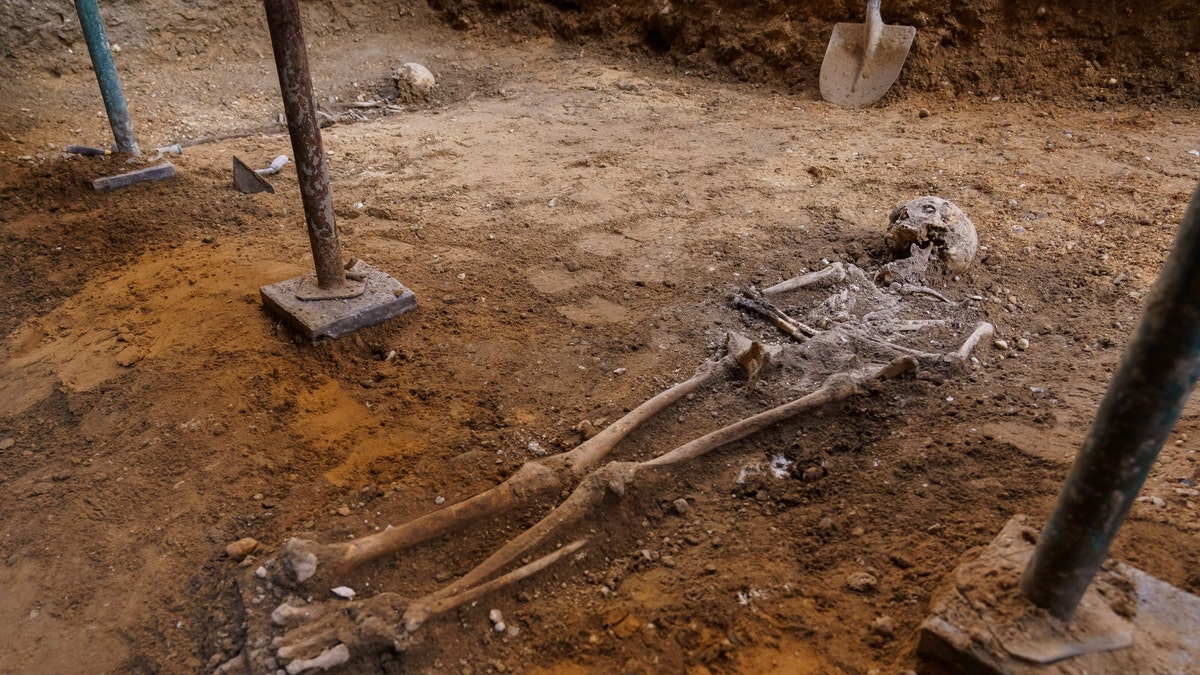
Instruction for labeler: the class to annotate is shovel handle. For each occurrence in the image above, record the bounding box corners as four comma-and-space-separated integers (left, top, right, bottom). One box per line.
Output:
864, 0, 883, 58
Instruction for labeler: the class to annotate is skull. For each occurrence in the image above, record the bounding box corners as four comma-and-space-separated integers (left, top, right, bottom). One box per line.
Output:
884, 196, 978, 273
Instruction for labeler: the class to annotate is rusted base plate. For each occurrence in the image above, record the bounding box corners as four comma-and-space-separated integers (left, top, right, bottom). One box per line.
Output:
260, 262, 416, 340
918, 515, 1200, 674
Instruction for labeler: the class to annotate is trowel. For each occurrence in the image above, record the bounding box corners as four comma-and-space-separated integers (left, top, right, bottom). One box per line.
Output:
819, 0, 916, 107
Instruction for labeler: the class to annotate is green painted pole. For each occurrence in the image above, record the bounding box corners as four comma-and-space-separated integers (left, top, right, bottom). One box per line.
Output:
1020, 180, 1200, 620
74, 0, 140, 156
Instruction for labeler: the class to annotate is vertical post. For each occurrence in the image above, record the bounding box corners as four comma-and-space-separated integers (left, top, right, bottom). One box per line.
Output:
74, 0, 140, 156
263, 0, 346, 291
1020, 181, 1200, 620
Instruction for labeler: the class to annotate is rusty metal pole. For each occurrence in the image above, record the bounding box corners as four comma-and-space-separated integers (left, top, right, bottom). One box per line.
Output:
263, 0, 345, 290
1020, 180, 1200, 620
75, 0, 140, 155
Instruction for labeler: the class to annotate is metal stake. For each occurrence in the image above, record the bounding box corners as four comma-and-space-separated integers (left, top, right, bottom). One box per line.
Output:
74, 0, 140, 156
263, 0, 345, 291
1020, 181, 1200, 620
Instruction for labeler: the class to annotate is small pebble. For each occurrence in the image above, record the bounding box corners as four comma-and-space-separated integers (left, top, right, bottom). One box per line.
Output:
0, 438, 13, 450
918, 108, 931, 118
1017, 338, 1030, 351
489, 608, 504, 624
993, 339, 1010, 350
331, 586, 356, 599
255, 566, 268, 578
434, 496, 446, 505
336, 505, 351, 517
672, 498, 691, 515
846, 571, 878, 593
225, 537, 259, 561
871, 615, 896, 638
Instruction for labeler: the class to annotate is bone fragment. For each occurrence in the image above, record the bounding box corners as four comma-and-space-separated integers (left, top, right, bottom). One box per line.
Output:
646, 356, 916, 467
272, 602, 327, 627
732, 291, 818, 341
838, 322, 994, 367
405, 539, 588, 632
897, 283, 955, 303
886, 319, 949, 332
950, 322, 995, 363
762, 263, 846, 296
284, 644, 349, 674
272, 541, 587, 666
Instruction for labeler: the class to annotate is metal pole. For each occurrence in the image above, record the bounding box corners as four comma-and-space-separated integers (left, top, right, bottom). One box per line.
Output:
74, 0, 140, 156
1020, 180, 1200, 620
263, 0, 346, 290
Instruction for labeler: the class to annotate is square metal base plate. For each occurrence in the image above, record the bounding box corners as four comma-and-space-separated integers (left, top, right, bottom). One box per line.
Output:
919, 515, 1200, 674
260, 262, 416, 339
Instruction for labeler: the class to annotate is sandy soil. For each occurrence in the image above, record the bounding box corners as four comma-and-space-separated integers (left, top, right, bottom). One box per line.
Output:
0, 1, 1198, 674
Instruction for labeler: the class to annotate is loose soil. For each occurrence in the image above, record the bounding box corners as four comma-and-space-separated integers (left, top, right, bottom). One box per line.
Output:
0, 1, 1198, 674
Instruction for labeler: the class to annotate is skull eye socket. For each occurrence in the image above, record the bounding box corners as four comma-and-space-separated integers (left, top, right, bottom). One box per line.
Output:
922, 204, 937, 215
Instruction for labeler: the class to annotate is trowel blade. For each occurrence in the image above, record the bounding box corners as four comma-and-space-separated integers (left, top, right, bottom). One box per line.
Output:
233, 156, 275, 194
820, 21, 916, 107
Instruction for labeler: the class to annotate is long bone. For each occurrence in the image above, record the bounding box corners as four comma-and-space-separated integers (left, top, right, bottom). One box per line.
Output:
391, 324, 987, 631
268, 356, 917, 670
278, 334, 762, 586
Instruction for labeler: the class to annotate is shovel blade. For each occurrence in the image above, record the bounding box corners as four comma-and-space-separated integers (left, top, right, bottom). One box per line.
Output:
233, 156, 275, 194
820, 21, 916, 107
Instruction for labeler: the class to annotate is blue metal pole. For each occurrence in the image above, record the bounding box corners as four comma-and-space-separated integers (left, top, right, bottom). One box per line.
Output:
74, 0, 140, 156
1020, 180, 1200, 620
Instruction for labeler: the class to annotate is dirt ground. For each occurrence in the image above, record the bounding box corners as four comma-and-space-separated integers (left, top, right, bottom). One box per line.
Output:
1, 1, 1199, 673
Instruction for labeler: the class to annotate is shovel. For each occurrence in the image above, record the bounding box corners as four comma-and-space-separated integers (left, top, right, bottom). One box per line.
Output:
819, 0, 916, 107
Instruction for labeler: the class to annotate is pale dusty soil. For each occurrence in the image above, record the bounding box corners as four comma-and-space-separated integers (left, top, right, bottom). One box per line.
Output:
0, 2, 1199, 674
